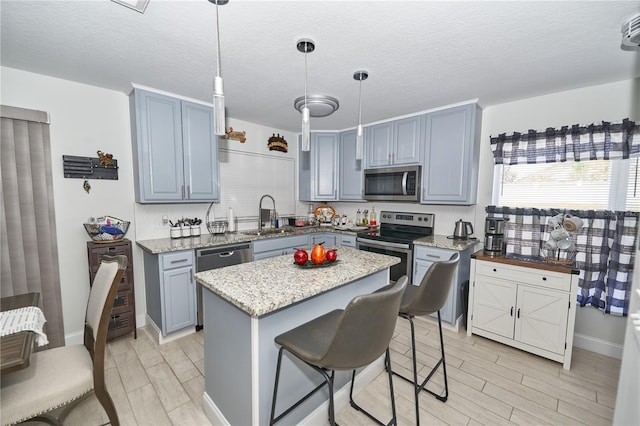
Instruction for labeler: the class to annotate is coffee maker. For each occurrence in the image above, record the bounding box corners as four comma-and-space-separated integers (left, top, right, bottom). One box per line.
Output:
484, 217, 505, 256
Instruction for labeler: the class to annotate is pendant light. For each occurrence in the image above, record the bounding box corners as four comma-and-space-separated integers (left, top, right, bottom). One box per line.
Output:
209, 0, 228, 136
353, 70, 368, 160
297, 39, 315, 152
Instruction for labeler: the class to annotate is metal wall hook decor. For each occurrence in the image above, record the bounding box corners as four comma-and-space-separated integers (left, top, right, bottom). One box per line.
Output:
63, 153, 119, 180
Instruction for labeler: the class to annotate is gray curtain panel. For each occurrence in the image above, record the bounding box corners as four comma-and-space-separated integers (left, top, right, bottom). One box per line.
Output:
1, 105, 64, 348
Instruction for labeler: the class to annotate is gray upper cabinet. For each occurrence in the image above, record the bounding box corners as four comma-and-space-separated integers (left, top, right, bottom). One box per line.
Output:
299, 132, 339, 201
338, 129, 364, 201
421, 103, 481, 205
365, 116, 422, 168
130, 88, 220, 203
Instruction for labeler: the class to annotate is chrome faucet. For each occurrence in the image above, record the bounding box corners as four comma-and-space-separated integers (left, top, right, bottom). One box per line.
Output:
258, 194, 276, 234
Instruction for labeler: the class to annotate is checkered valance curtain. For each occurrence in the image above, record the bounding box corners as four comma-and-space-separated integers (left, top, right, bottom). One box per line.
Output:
490, 118, 639, 165
487, 206, 638, 316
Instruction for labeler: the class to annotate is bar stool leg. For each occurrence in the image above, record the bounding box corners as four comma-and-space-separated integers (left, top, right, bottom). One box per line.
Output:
270, 348, 336, 426
349, 349, 397, 426
270, 347, 285, 426
391, 312, 448, 426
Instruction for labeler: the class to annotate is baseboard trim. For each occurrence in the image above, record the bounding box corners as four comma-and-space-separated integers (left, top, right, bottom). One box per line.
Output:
203, 391, 230, 425
573, 333, 623, 359
64, 330, 84, 345
145, 314, 195, 345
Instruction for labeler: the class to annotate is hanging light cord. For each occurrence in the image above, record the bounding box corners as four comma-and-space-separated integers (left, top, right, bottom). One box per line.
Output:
358, 76, 363, 125
215, 1, 222, 77
304, 44, 308, 110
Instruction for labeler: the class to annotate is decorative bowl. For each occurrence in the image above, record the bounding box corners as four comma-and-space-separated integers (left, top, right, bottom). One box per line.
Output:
84, 221, 130, 242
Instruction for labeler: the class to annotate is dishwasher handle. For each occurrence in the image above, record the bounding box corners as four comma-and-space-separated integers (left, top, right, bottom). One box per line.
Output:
196, 243, 251, 257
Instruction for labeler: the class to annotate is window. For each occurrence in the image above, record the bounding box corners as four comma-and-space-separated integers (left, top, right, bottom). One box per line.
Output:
493, 157, 640, 212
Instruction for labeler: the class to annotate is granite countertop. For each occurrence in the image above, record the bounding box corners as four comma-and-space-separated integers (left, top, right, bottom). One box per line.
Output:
137, 228, 479, 254
195, 247, 400, 318
136, 227, 358, 254
413, 235, 481, 251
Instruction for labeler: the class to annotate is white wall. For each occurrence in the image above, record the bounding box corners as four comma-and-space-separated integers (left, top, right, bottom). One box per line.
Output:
476, 79, 635, 356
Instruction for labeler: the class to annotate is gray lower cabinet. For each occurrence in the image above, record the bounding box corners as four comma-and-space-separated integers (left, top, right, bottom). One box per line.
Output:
412, 244, 477, 325
338, 234, 357, 248
143, 250, 196, 335
252, 235, 310, 260
421, 103, 481, 205
338, 129, 364, 200
130, 88, 220, 203
299, 133, 339, 202
310, 232, 337, 247
365, 116, 422, 168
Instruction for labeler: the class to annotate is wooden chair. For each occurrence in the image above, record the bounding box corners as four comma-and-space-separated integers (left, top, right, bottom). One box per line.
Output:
1, 255, 127, 426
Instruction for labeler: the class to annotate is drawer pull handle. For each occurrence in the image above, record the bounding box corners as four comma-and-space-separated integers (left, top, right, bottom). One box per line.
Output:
426, 254, 441, 259
171, 259, 189, 264
108, 247, 116, 252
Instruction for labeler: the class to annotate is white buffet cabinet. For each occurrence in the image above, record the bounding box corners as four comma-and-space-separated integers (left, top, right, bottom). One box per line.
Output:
467, 253, 580, 369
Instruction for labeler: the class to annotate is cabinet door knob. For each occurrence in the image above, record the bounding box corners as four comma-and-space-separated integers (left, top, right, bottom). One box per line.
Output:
493, 268, 497, 272
542, 277, 547, 281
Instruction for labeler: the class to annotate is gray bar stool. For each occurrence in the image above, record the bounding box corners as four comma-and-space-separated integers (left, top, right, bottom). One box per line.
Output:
269, 276, 408, 426
391, 252, 459, 426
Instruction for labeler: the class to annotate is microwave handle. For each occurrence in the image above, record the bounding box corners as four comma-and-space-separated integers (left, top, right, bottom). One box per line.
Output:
402, 171, 408, 196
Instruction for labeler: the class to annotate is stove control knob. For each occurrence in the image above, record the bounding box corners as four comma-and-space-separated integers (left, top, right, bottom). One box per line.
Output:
418, 217, 422, 221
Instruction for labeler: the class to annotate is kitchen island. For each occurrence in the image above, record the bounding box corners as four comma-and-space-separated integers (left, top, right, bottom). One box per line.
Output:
195, 247, 400, 426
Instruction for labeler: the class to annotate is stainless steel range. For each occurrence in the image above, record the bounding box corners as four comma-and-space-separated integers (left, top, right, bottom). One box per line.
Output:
356, 211, 434, 283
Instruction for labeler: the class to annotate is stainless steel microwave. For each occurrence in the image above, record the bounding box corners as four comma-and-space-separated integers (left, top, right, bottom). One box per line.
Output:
363, 165, 421, 202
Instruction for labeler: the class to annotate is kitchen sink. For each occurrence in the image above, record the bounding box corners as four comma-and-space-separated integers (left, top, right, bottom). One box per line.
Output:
241, 228, 294, 237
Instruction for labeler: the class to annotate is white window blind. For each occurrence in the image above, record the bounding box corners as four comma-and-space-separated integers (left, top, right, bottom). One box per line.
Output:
495, 160, 639, 210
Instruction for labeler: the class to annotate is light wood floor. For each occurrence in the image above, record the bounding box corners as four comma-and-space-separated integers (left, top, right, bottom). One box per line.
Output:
52, 318, 620, 426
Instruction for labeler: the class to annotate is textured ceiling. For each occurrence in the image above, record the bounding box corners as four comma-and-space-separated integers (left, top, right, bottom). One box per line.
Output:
1, 0, 639, 131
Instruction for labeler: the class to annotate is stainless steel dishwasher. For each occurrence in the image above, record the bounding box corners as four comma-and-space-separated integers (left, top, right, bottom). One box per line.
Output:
195, 242, 252, 330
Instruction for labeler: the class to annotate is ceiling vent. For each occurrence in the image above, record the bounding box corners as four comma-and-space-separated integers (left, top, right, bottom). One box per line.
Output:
621, 14, 640, 49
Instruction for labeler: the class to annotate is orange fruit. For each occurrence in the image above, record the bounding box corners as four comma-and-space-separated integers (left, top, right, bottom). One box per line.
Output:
310, 244, 326, 264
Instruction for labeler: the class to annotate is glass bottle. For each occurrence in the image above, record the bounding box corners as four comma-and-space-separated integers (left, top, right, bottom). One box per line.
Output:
356, 209, 361, 226
369, 207, 377, 227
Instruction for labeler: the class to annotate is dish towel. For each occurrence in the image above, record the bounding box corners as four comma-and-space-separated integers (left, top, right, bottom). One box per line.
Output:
0, 306, 49, 347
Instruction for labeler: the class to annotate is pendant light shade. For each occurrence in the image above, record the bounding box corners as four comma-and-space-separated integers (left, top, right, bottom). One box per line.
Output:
297, 39, 315, 152
353, 70, 369, 160
209, 0, 228, 136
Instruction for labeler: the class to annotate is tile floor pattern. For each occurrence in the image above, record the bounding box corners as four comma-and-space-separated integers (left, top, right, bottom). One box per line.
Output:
28, 319, 620, 426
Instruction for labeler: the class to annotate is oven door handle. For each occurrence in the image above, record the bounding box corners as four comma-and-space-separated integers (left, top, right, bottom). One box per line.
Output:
357, 238, 412, 253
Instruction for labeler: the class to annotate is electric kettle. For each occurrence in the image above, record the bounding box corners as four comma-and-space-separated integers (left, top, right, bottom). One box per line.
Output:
453, 219, 474, 239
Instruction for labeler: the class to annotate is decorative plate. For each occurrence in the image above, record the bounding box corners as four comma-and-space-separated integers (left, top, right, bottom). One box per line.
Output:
348, 226, 368, 231
293, 259, 341, 268
314, 205, 336, 220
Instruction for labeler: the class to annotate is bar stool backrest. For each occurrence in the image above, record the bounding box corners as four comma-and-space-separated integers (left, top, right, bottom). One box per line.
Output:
402, 252, 460, 316
318, 276, 408, 370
